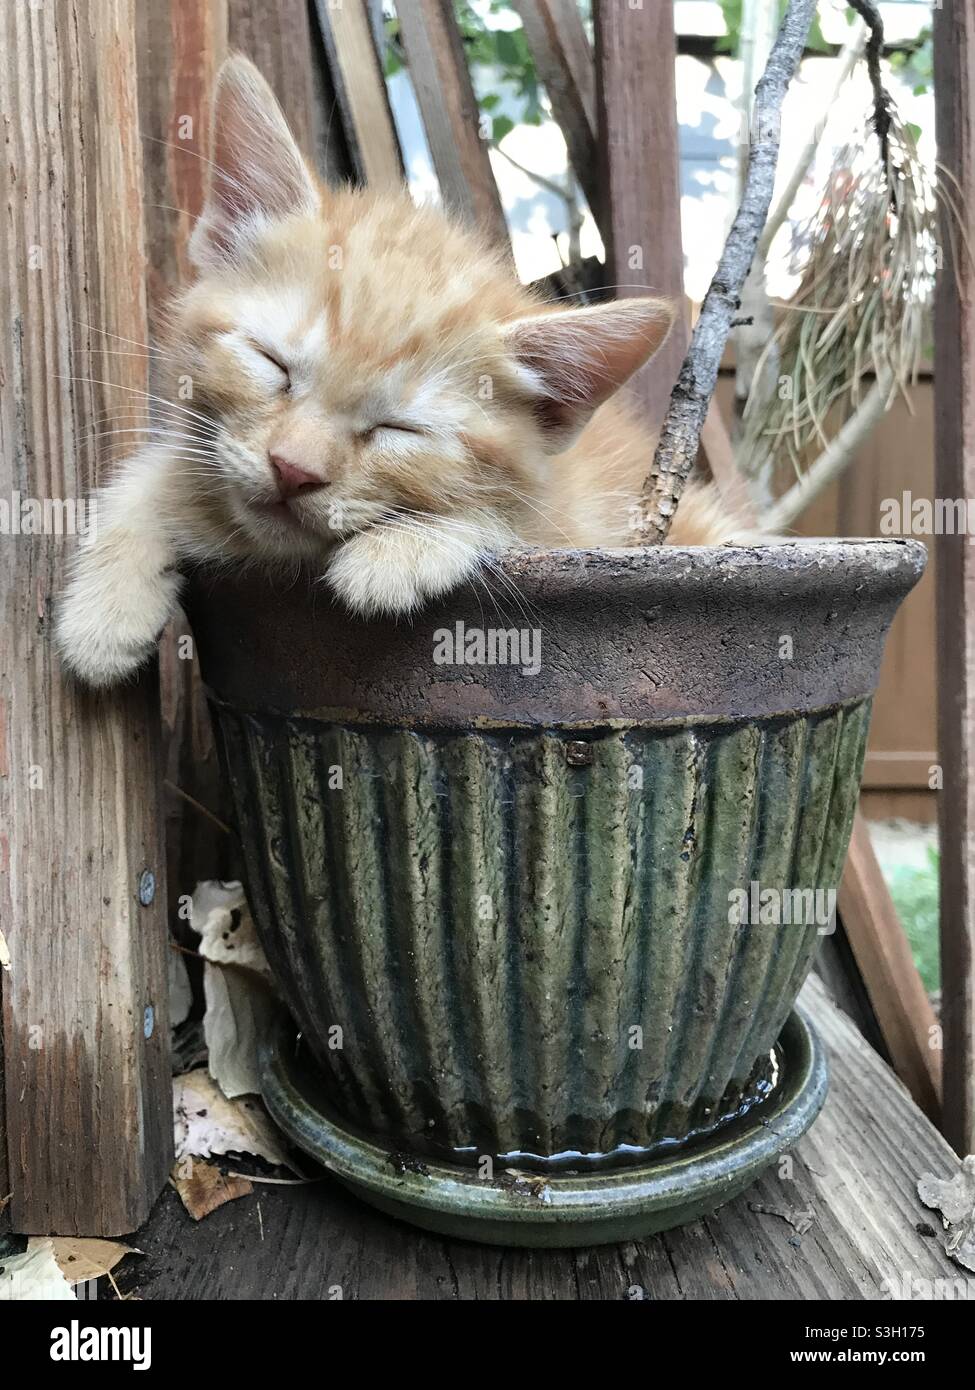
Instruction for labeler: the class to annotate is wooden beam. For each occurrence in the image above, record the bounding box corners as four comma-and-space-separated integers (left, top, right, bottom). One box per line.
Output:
137, 0, 228, 340
394, 0, 509, 248
313, 0, 404, 190
227, 0, 319, 163
837, 816, 942, 1124
510, 0, 598, 215
0, 0, 172, 1234
137, 0, 238, 941
594, 0, 686, 430
933, 1, 975, 1154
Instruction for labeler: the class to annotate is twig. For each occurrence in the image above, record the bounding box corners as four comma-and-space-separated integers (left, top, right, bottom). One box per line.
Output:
847, 0, 892, 169
490, 141, 573, 204
163, 778, 234, 837
638, 0, 819, 544
226, 1172, 323, 1185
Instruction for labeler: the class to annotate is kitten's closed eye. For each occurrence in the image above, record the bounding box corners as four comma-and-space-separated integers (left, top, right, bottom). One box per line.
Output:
249, 341, 291, 392
359, 422, 424, 442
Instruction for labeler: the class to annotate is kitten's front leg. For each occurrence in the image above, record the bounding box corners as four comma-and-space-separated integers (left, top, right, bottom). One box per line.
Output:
56, 446, 188, 687
327, 513, 508, 618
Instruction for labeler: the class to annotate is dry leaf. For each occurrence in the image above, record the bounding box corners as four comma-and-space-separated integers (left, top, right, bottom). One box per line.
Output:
189, 880, 279, 1099
0, 1240, 76, 1301
748, 1202, 815, 1236
171, 1157, 253, 1221
203, 960, 277, 1099
32, 1238, 141, 1286
917, 1154, 975, 1272
173, 1068, 290, 1168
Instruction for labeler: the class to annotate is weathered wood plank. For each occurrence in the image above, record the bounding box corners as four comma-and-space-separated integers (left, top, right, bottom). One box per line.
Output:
594, 0, 686, 430
313, 0, 404, 189
119, 977, 961, 1299
932, 0, 975, 1156
837, 814, 942, 1124
0, 962, 7, 1223
0, 0, 172, 1234
394, 0, 509, 247
227, 0, 319, 164
136, 1, 237, 925
510, 0, 598, 215
137, 0, 228, 334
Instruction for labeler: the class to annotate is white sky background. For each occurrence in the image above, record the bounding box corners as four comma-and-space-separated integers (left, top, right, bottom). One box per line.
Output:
386, 0, 935, 299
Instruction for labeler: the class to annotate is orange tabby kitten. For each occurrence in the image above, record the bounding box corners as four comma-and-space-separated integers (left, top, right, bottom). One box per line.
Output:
56, 55, 740, 687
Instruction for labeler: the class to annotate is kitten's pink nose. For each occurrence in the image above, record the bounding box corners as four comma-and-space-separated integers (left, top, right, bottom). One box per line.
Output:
269, 453, 327, 499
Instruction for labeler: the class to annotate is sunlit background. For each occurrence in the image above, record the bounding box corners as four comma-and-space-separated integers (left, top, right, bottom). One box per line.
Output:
382, 0, 934, 300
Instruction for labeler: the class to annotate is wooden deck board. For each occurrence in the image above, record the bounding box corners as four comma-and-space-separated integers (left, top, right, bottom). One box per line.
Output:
119, 976, 962, 1300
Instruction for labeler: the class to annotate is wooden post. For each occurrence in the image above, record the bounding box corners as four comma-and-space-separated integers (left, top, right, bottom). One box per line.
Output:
933, 2, 975, 1155
137, 2, 239, 930
0, 0, 172, 1233
594, 0, 686, 429
227, 0, 320, 162
137, 0, 228, 336
313, 0, 404, 190
510, 0, 598, 216
394, 0, 509, 247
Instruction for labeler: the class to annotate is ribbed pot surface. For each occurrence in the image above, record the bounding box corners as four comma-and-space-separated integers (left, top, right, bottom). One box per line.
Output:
211, 699, 868, 1163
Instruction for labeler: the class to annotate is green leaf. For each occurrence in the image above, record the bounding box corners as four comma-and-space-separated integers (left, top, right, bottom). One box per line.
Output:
494, 29, 522, 69
806, 17, 829, 53
492, 114, 515, 143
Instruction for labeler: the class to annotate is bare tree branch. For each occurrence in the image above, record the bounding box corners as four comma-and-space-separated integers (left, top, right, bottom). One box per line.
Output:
637, 0, 819, 544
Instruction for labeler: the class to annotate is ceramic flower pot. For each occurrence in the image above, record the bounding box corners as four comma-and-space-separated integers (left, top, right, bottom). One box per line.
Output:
186, 539, 925, 1245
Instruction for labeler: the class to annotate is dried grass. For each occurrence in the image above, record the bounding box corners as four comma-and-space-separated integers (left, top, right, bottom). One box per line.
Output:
741, 104, 940, 480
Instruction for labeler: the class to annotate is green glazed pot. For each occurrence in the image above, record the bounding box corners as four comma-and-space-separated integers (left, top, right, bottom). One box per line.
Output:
186, 540, 925, 1240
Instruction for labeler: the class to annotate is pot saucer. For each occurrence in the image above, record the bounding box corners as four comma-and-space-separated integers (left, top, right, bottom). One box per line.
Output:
260, 1009, 827, 1248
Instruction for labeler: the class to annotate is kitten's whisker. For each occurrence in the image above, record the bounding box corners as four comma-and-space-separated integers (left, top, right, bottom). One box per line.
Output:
71, 319, 178, 362
139, 134, 254, 204
493, 489, 577, 546
88, 421, 219, 448
53, 375, 217, 430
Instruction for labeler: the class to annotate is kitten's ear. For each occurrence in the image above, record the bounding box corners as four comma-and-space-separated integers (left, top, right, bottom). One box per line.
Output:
502, 297, 677, 451
190, 54, 320, 270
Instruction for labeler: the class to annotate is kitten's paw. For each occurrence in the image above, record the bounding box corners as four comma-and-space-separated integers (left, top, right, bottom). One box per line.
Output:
327, 522, 481, 618
55, 555, 182, 687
